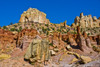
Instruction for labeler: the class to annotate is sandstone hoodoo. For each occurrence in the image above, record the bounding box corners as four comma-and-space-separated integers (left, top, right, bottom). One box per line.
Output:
19, 8, 50, 24
24, 37, 50, 64
72, 13, 100, 28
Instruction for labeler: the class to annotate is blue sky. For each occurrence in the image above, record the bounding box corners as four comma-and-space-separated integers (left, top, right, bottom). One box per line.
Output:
0, 0, 100, 26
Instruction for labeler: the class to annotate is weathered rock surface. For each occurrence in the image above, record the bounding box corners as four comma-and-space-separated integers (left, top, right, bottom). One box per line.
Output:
80, 56, 92, 64
72, 13, 100, 28
16, 29, 38, 49
77, 27, 93, 52
19, 8, 50, 24
0, 54, 11, 60
0, 9, 100, 67
0, 29, 17, 53
24, 37, 50, 64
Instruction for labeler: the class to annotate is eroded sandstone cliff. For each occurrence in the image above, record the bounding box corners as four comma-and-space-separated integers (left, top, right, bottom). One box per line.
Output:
19, 8, 50, 24
72, 13, 100, 28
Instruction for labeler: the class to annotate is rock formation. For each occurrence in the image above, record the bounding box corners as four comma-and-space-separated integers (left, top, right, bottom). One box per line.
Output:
16, 29, 38, 50
0, 29, 17, 53
24, 37, 50, 64
60, 20, 67, 27
19, 8, 50, 24
76, 26, 93, 52
71, 13, 100, 28
56, 20, 70, 28
1, 9, 100, 67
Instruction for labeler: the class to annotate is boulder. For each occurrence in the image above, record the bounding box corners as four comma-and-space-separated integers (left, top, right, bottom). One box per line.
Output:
80, 56, 92, 64
53, 48, 59, 52
67, 52, 80, 59
50, 50, 56, 56
24, 37, 50, 63
0, 54, 11, 60
69, 58, 78, 64
66, 45, 72, 51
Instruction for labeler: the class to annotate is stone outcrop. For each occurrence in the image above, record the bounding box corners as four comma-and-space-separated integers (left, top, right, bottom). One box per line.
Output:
56, 20, 70, 28
19, 8, 50, 24
16, 29, 38, 50
68, 33, 77, 46
60, 20, 67, 27
86, 38, 92, 48
71, 13, 100, 28
0, 29, 17, 53
80, 56, 92, 64
0, 54, 11, 60
24, 37, 50, 64
97, 35, 100, 45
77, 27, 93, 52
1, 9, 100, 67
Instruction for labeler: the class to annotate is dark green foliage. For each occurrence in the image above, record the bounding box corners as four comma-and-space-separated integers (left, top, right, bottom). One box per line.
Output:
14, 25, 17, 27
3, 26, 7, 29
72, 32, 77, 34
10, 28, 18, 31
45, 24, 48, 27
87, 33, 90, 35
10, 22, 13, 25
19, 26, 22, 32
60, 26, 65, 29
49, 43, 53, 46
46, 31, 49, 35
52, 27, 55, 30
57, 29, 61, 32
42, 27, 47, 33
32, 24, 34, 26
47, 28, 50, 31
92, 46, 100, 52
64, 31, 67, 33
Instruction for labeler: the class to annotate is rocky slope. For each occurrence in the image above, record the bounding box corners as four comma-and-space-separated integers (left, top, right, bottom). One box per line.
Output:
0, 8, 100, 67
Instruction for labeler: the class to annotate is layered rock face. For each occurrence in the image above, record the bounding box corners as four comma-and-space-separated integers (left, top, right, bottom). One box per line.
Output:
24, 37, 50, 64
0, 29, 17, 53
16, 29, 38, 50
72, 13, 100, 28
19, 8, 50, 24
0, 28, 38, 53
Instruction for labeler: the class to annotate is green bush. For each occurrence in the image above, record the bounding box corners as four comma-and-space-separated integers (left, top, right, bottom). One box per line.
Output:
50, 27, 54, 31
42, 27, 47, 33
45, 24, 48, 27
49, 43, 53, 46
10, 28, 18, 31
57, 29, 61, 32
32, 24, 34, 26
18, 26, 22, 32
47, 28, 50, 31
3, 26, 7, 29
92, 46, 100, 52
87, 33, 90, 35
14, 25, 17, 27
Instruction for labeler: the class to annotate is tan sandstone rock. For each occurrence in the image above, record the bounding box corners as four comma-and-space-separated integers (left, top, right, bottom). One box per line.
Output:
19, 8, 50, 24
71, 13, 100, 28
80, 56, 92, 64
